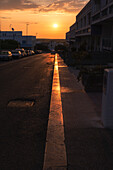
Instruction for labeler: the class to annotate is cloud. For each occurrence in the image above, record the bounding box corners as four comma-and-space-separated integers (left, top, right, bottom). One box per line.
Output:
0, 17, 12, 19
39, 0, 89, 13
0, 0, 39, 10
0, 0, 89, 13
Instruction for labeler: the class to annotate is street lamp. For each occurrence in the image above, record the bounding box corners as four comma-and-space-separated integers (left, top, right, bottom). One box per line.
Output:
36, 32, 38, 38
26, 23, 29, 35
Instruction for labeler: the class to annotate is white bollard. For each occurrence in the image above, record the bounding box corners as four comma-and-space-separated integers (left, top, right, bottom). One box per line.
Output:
102, 69, 113, 128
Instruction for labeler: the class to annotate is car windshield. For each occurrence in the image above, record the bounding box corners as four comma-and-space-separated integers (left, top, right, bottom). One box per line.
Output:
12, 51, 18, 54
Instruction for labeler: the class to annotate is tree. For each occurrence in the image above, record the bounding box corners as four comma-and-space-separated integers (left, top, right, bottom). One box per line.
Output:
55, 44, 67, 52
0, 39, 20, 50
34, 43, 50, 52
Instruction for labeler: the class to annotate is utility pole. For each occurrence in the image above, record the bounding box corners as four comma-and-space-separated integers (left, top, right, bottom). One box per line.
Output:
9, 24, 12, 30
26, 23, 28, 35
0, 20, 1, 52
36, 32, 38, 38
26, 23, 29, 49
0, 19, 1, 31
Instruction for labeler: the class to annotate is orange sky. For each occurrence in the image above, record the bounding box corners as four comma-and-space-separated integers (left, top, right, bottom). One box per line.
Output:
0, 0, 89, 39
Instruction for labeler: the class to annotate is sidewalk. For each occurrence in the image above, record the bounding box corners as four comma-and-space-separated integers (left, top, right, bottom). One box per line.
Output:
57, 55, 113, 170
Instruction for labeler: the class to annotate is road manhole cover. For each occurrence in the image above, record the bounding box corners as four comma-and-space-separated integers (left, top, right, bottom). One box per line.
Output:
8, 99, 35, 107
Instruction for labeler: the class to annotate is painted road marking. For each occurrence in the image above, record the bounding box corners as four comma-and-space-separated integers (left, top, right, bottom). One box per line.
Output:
43, 54, 67, 170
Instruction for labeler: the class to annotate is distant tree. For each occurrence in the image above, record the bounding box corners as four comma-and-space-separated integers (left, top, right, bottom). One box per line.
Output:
55, 44, 67, 52
78, 41, 87, 51
34, 43, 50, 52
0, 39, 20, 50
71, 47, 76, 52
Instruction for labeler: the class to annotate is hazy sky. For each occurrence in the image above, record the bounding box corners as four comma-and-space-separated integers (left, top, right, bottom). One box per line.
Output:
0, 0, 89, 39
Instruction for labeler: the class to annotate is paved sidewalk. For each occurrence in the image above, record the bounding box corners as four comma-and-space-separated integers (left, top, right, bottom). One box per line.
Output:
57, 54, 113, 170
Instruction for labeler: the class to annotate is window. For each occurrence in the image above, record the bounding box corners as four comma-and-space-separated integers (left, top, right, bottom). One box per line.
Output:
109, 5, 113, 14
22, 40, 26, 44
92, 13, 100, 21
76, 22, 78, 30
88, 12, 91, 25
81, 18, 83, 28
102, 9, 108, 16
84, 16, 86, 26
106, 0, 108, 5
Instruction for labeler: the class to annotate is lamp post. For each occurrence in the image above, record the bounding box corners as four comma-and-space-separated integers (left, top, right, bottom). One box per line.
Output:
0, 20, 1, 52
36, 32, 38, 37
26, 23, 29, 49
26, 23, 29, 36
0, 19, 1, 31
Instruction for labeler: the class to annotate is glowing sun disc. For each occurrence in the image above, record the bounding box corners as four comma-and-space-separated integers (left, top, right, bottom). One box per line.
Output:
53, 24, 58, 28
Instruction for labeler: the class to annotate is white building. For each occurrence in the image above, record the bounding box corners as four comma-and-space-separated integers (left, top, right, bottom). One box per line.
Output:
66, 23, 76, 51
0, 31, 36, 49
21, 36, 36, 49
91, 0, 113, 51
0, 31, 22, 44
66, 23, 76, 42
76, 1, 91, 51
66, 1, 92, 51
66, 0, 113, 52
36, 39, 66, 51
66, 31, 70, 42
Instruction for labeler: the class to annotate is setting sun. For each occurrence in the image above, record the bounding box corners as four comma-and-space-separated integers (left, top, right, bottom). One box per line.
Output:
0, 0, 88, 38
53, 24, 58, 28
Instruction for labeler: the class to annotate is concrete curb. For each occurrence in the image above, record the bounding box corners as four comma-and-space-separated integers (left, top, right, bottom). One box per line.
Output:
43, 54, 67, 170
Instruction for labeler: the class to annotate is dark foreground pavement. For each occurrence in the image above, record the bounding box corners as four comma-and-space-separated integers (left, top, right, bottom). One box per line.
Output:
0, 54, 54, 170
1, 53, 113, 170
57, 55, 113, 170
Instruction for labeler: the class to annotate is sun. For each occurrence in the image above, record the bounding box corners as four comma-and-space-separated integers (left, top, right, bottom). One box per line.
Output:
53, 24, 58, 28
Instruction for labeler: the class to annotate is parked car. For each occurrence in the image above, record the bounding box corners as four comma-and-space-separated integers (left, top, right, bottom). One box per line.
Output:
31, 50, 35, 55
35, 50, 42, 54
15, 48, 27, 57
29, 50, 33, 56
29, 50, 35, 55
0, 51, 12, 61
51, 50, 56, 55
11, 50, 22, 59
25, 50, 30, 56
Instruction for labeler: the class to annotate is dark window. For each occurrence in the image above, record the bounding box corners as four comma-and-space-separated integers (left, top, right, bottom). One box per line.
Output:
88, 12, 91, 25
109, 5, 113, 14
102, 9, 108, 16
84, 16, 86, 26
22, 40, 26, 44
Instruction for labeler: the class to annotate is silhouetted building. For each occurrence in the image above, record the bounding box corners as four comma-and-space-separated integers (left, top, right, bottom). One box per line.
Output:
92, 0, 113, 51
66, 0, 113, 52
0, 31, 36, 49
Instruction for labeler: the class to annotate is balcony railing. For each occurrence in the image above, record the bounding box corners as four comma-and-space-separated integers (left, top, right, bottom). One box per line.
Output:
102, 38, 112, 51
92, 13, 100, 22
109, 5, 113, 14
92, 2, 113, 23
109, 0, 113, 3
92, 4, 101, 14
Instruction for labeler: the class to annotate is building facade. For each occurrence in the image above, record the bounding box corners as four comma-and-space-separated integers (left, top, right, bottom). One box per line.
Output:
36, 39, 66, 51
0, 31, 22, 44
0, 31, 36, 50
76, 1, 91, 51
21, 36, 36, 49
92, 0, 113, 51
66, 0, 113, 52
66, 23, 76, 49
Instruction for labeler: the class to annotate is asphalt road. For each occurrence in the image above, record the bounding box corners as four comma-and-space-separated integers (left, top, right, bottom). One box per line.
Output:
0, 53, 54, 170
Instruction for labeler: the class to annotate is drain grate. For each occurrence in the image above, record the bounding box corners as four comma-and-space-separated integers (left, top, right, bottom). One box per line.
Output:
7, 99, 35, 107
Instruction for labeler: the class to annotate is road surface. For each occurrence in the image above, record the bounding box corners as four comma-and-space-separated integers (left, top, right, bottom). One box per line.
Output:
0, 53, 54, 170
